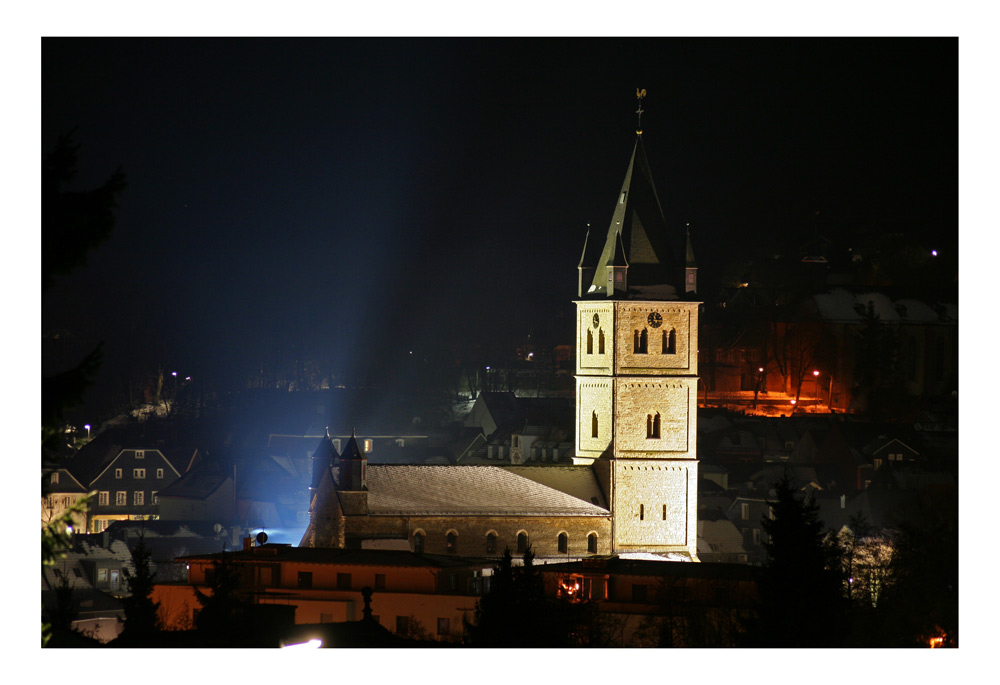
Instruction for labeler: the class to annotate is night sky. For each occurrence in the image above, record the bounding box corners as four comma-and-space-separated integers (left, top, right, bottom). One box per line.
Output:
40, 37, 957, 420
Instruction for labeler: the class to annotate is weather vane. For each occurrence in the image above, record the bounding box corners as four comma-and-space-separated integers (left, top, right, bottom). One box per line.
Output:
635, 88, 647, 134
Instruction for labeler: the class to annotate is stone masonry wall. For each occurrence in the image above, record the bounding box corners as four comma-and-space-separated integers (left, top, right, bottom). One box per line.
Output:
346, 514, 613, 558
576, 302, 615, 375
576, 377, 613, 459
614, 376, 698, 458
612, 459, 698, 552
615, 301, 699, 375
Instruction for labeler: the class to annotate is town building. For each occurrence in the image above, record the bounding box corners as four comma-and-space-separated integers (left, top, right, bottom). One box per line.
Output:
155, 545, 493, 642
44, 423, 191, 532
540, 556, 759, 646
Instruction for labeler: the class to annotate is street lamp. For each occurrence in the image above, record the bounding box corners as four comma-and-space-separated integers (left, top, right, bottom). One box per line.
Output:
84, 424, 91, 440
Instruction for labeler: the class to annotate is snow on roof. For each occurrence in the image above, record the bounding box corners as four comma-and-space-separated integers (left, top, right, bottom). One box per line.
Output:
364, 465, 609, 516
813, 288, 955, 325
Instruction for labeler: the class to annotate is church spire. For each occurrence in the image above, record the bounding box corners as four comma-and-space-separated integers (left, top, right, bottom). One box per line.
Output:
582, 91, 681, 299
685, 223, 698, 295
635, 87, 646, 134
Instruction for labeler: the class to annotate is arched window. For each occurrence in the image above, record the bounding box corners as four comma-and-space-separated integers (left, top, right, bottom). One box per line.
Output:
486, 532, 497, 554
640, 504, 645, 521
662, 328, 676, 354
413, 531, 425, 554
639, 329, 648, 353
446, 530, 458, 553
587, 533, 598, 554
591, 411, 599, 438
646, 412, 661, 439
586, 329, 594, 355
633, 330, 640, 353
516, 531, 528, 554
557, 532, 568, 554
598, 329, 605, 354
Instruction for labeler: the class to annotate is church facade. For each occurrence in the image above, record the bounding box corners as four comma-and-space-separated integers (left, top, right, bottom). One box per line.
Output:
302, 124, 700, 561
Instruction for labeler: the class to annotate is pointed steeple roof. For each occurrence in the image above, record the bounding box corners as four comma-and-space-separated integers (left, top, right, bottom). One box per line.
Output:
309, 430, 338, 491
586, 134, 681, 299
340, 429, 367, 462
685, 224, 697, 268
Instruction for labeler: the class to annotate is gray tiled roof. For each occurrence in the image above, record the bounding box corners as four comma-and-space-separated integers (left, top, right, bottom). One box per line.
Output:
365, 465, 609, 516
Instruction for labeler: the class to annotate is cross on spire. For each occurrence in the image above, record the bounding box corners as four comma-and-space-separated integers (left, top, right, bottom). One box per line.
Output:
635, 88, 647, 134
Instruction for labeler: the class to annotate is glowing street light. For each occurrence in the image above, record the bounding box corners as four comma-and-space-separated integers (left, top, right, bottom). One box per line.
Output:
281, 638, 322, 649
84, 424, 91, 440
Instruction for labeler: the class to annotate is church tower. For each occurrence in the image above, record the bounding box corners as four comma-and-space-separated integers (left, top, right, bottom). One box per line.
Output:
575, 98, 700, 559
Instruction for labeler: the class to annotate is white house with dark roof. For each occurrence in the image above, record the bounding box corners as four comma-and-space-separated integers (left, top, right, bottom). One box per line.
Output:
56, 424, 189, 532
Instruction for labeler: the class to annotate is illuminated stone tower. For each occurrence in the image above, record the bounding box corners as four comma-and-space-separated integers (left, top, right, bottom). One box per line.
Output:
575, 108, 700, 559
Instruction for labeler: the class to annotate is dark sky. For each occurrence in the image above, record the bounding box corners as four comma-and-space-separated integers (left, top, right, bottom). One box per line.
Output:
41, 38, 957, 414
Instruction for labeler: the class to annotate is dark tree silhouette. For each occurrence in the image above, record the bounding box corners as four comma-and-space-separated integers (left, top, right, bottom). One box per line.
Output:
42, 134, 124, 645
747, 477, 847, 647
467, 546, 596, 647
42, 133, 125, 461
192, 551, 250, 643
42, 133, 126, 294
878, 488, 958, 647
120, 536, 161, 640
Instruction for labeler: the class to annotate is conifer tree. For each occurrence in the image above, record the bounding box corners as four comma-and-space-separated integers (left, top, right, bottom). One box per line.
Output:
193, 551, 250, 643
748, 477, 846, 646
120, 536, 161, 640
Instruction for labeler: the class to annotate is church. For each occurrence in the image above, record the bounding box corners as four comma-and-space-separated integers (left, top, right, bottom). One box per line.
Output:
301, 113, 700, 561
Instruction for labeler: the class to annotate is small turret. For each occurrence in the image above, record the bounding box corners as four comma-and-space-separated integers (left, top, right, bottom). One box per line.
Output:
606, 230, 629, 296
337, 430, 367, 491
684, 223, 698, 295
577, 225, 598, 298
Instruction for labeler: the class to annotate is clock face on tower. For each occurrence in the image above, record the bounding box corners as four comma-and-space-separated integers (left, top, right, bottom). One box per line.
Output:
647, 312, 663, 328
592, 314, 600, 328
